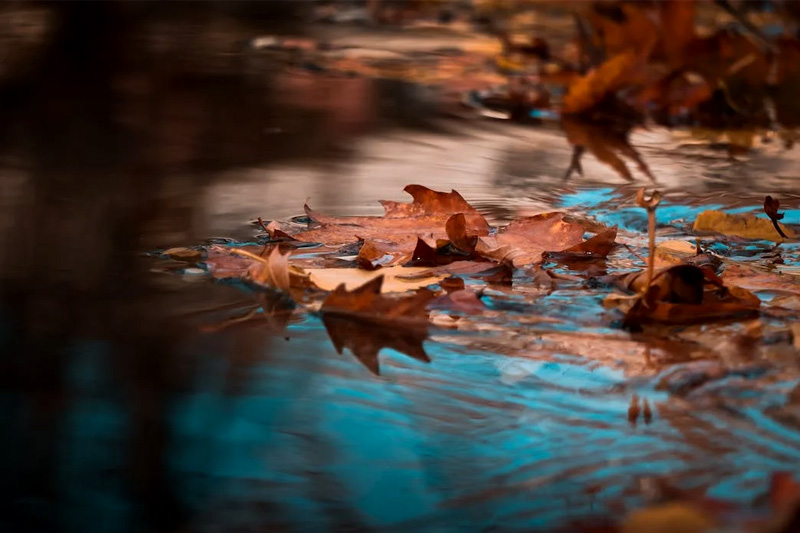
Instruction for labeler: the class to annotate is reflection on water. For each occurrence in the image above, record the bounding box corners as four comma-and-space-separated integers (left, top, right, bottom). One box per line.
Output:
2, 3, 800, 532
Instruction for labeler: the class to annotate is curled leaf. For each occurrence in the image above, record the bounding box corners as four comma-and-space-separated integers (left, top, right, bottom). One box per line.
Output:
764, 195, 789, 239
607, 264, 760, 327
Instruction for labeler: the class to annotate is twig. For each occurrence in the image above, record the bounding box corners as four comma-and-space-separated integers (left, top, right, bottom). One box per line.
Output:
636, 188, 662, 296
256, 216, 271, 235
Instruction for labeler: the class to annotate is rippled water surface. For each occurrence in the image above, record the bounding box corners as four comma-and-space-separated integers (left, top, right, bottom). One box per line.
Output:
3, 4, 800, 532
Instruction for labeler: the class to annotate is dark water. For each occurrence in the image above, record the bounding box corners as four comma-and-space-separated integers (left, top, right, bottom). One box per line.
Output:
3, 3, 800, 532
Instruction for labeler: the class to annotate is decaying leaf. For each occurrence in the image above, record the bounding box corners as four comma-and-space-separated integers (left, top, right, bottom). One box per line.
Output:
206, 245, 297, 292
320, 275, 434, 375
544, 226, 618, 263
474, 212, 611, 267
722, 263, 800, 297
607, 264, 760, 327
296, 184, 490, 247
693, 210, 795, 241
356, 238, 410, 269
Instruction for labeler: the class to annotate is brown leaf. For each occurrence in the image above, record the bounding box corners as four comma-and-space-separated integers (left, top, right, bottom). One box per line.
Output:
206, 245, 294, 292
611, 264, 760, 327
296, 184, 490, 247
475, 212, 587, 267
445, 213, 478, 253
764, 196, 789, 239
356, 239, 410, 270
320, 275, 434, 375
544, 227, 618, 263
722, 263, 800, 296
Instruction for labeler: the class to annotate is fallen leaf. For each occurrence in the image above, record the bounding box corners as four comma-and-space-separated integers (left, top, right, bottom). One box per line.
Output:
356, 238, 410, 269
693, 210, 795, 241
296, 184, 490, 247
607, 264, 760, 327
320, 275, 434, 375
544, 226, 618, 263
206, 245, 298, 292
475, 212, 589, 267
306, 265, 445, 293
722, 263, 800, 296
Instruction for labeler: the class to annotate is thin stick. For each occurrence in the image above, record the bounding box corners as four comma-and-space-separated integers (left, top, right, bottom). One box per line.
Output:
636, 188, 661, 297
256, 217, 271, 235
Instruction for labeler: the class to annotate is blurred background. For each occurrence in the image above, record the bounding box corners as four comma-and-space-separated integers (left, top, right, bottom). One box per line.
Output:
2, 2, 800, 532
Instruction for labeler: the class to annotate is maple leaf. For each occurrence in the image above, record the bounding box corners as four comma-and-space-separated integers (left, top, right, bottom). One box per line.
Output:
473, 212, 615, 267
295, 184, 490, 247
320, 275, 435, 375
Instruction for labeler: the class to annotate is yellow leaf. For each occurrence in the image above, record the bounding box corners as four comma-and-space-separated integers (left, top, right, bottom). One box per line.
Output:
693, 210, 795, 241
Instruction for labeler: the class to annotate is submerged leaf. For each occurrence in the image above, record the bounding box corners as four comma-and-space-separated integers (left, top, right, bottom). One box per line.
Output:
320, 276, 434, 375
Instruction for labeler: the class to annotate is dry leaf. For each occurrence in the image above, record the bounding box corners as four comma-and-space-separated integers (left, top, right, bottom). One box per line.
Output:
608, 264, 760, 327
693, 210, 795, 241
306, 265, 445, 293
296, 184, 490, 247
206, 245, 296, 292
475, 212, 588, 267
320, 276, 434, 375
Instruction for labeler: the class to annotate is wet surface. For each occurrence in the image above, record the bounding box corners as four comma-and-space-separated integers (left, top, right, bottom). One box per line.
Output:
3, 3, 800, 532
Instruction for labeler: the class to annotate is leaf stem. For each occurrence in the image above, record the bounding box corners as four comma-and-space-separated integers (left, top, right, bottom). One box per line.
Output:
636, 188, 662, 297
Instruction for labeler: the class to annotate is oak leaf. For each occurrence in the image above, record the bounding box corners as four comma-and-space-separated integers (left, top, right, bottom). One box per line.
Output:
320, 275, 434, 375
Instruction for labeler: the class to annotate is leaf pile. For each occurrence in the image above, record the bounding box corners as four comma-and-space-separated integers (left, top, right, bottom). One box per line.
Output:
158, 184, 800, 378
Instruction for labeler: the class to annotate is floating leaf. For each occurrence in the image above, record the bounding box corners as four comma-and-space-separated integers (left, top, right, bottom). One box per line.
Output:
693, 210, 795, 241
206, 246, 297, 292
475, 212, 592, 267
607, 264, 760, 327
306, 265, 445, 293
296, 184, 490, 247
320, 276, 434, 375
